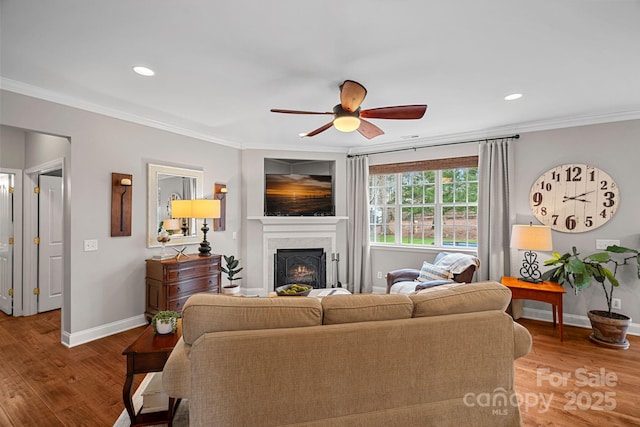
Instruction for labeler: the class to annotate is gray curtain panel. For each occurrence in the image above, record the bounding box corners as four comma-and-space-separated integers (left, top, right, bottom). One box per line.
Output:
477, 138, 514, 282
347, 156, 372, 293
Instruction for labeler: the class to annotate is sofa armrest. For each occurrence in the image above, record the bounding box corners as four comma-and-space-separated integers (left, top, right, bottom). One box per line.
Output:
513, 322, 533, 359
386, 269, 420, 293
162, 337, 191, 398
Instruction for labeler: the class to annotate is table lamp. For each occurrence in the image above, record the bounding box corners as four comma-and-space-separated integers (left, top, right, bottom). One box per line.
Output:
172, 199, 220, 256
510, 223, 553, 283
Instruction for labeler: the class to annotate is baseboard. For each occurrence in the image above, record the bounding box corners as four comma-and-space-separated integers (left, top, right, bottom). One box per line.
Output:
62, 314, 148, 348
521, 307, 640, 336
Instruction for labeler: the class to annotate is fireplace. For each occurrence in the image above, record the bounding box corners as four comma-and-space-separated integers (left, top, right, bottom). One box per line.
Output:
274, 248, 326, 289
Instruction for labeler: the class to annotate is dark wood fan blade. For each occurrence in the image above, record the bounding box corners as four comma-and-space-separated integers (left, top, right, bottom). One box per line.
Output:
357, 119, 384, 140
271, 109, 333, 115
302, 122, 334, 138
340, 80, 367, 112
360, 105, 427, 120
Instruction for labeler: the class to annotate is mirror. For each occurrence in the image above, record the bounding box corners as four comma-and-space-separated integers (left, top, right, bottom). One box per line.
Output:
147, 163, 204, 248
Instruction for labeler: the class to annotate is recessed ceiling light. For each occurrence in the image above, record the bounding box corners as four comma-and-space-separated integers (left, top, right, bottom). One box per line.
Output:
133, 66, 155, 76
504, 93, 523, 101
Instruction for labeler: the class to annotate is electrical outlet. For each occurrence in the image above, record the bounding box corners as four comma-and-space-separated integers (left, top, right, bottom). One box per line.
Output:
377, 271, 383, 279
596, 239, 620, 250
612, 298, 621, 310
83, 239, 98, 251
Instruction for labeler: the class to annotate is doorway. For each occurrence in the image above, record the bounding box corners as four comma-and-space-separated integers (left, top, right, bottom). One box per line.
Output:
23, 160, 66, 316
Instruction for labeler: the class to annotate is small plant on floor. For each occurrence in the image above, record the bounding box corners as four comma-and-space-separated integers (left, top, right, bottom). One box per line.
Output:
152, 310, 180, 334
221, 255, 243, 289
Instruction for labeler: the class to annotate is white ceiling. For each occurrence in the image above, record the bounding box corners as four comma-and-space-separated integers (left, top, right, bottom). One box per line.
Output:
2, 1, 639, 154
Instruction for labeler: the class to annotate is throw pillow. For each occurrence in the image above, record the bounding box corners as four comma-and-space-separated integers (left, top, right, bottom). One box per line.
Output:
417, 261, 453, 282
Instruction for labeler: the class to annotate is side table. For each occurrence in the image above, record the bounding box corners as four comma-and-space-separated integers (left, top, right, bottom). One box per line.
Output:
122, 320, 182, 426
501, 276, 567, 341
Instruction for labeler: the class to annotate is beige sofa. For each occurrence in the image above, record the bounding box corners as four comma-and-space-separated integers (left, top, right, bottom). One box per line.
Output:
163, 281, 532, 427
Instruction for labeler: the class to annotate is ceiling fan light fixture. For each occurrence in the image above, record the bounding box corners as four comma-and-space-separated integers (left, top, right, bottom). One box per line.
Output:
333, 116, 361, 132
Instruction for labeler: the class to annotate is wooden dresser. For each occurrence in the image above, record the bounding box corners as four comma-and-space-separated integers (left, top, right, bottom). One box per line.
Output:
145, 254, 221, 321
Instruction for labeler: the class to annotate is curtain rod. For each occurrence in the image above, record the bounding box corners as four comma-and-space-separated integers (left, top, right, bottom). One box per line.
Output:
347, 134, 519, 157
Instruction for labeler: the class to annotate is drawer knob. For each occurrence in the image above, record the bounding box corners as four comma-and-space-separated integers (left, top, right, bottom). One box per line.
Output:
177, 286, 181, 292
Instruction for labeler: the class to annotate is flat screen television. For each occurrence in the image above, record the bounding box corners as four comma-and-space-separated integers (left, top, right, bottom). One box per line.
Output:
264, 174, 334, 216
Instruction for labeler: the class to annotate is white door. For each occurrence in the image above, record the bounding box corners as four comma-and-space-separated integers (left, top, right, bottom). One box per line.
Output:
0, 173, 13, 315
38, 174, 63, 312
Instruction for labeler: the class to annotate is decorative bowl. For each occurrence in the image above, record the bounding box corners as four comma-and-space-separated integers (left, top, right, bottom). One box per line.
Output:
276, 284, 312, 296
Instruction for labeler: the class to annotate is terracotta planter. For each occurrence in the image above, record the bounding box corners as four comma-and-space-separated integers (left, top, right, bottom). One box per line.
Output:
587, 310, 631, 350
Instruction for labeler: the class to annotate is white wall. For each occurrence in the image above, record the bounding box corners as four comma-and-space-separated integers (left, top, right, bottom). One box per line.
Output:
512, 120, 640, 326
0, 90, 242, 345
0, 125, 26, 168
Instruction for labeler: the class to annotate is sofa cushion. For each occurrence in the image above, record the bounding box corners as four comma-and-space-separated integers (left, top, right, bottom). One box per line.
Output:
322, 294, 413, 325
181, 294, 322, 345
410, 281, 511, 317
417, 261, 453, 282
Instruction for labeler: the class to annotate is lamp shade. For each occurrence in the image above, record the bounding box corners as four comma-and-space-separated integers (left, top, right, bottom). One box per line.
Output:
191, 199, 220, 219
171, 200, 193, 218
162, 218, 181, 231
510, 224, 553, 251
171, 199, 220, 219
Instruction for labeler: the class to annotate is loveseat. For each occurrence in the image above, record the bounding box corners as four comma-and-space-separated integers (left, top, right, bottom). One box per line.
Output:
163, 281, 531, 427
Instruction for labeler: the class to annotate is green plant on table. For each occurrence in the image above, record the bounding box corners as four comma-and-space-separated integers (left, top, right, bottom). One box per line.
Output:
151, 310, 181, 334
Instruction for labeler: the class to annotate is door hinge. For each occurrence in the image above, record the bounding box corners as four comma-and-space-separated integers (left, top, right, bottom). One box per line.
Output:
9, 186, 14, 194
8, 237, 14, 245
33, 288, 40, 295
34, 237, 41, 245
34, 186, 40, 194
8, 289, 14, 297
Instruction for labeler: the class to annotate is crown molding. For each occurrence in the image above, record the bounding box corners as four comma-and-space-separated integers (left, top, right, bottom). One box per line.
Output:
1, 77, 242, 149
4, 77, 639, 156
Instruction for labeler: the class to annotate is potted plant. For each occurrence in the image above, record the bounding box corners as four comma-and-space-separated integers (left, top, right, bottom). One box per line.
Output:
542, 245, 639, 349
221, 254, 243, 295
151, 310, 180, 334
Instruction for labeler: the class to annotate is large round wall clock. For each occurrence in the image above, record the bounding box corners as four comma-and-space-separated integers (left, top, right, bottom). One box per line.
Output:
529, 164, 619, 233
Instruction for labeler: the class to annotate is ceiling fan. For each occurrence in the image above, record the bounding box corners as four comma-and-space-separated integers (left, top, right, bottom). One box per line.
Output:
270, 80, 427, 139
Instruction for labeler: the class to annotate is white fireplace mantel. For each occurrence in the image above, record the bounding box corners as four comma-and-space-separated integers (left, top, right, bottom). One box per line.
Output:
248, 216, 348, 225
247, 216, 348, 293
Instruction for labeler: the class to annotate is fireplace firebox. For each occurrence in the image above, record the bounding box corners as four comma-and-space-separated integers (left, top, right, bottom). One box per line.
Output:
274, 248, 326, 289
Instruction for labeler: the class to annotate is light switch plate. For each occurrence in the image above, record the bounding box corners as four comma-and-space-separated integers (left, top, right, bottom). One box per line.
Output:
84, 239, 98, 251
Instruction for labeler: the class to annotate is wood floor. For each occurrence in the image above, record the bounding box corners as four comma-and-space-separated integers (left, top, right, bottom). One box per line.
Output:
0, 310, 638, 426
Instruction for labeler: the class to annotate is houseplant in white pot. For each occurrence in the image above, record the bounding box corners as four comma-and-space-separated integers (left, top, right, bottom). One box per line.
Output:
221, 254, 243, 295
151, 310, 180, 334
542, 245, 639, 349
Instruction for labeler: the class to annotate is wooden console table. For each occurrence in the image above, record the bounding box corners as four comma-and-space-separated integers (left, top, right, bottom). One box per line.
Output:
122, 321, 182, 426
501, 276, 567, 341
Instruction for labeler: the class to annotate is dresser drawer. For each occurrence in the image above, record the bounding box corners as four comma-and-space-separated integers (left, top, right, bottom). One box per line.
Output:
167, 288, 218, 313
168, 276, 216, 298
165, 262, 218, 281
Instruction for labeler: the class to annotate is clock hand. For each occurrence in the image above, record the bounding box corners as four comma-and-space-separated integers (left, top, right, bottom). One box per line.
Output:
563, 191, 595, 202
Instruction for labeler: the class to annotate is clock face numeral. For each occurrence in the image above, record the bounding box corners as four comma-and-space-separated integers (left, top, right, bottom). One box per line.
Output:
529, 164, 619, 233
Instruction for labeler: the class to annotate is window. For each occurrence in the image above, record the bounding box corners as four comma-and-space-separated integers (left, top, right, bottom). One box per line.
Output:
369, 156, 478, 248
